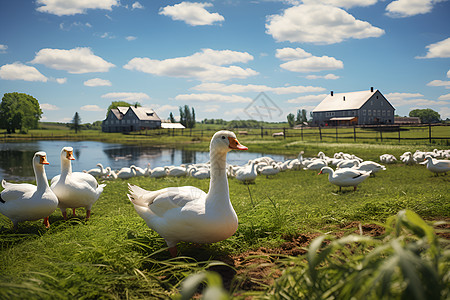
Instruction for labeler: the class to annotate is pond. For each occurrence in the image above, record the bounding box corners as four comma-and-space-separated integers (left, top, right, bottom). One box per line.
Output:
0, 141, 288, 181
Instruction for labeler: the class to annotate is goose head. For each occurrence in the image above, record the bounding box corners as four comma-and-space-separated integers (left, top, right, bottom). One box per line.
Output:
318, 166, 333, 175
61, 147, 75, 161
210, 130, 248, 154
34, 151, 50, 166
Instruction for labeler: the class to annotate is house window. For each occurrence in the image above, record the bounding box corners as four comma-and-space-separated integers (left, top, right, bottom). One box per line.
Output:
381, 101, 383, 106
363, 110, 366, 115
368, 110, 371, 116
373, 110, 376, 116
371, 100, 373, 105
378, 110, 381, 116
382, 110, 386, 116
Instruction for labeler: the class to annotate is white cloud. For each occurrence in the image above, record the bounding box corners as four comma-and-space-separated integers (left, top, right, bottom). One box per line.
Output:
31, 47, 115, 74
306, 73, 340, 80
275, 47, 312, 61
416, 37, 450, 59
59, 22, 92, 31
98, 32, 115, 39
0, 44, 7, 53
286, 94, 329, 104
132, 2, 144, 9
36, 0, 118, 16
101, 92, 150, 102
447, 69, 450, 78
385, 92, 448, 107
153, 104, 179, 112
427, 80, 450, 89
55, 77, 67, 84
386, 0, 444, 18
124, 48, 258, 82
202, 105, 221, 112
438, 93, 450, 100
224, 108, 245, 116
81, 105, 104, 111
159, 2, 224, 26
266, 4, 384, 45
280, 55, 344, 73
302, 0, 377, 8
125, 36, 137, 41
192, 82, 325, 94
0, 62, 48, 82
84, 78, 112, 87
40, 103, 59, 110
439, 106, 450, 119
174, 93, 253, 103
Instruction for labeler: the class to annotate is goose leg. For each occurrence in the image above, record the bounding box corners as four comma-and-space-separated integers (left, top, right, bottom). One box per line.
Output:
85, 209, 91, 220
169, 246, 177, 257
43, 217, 50, 228
354, 186, 357, 191
72, 208, 76, 217
61, 209, 68, 220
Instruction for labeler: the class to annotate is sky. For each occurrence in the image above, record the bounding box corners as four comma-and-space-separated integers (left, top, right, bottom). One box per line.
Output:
0, 0, 449, 124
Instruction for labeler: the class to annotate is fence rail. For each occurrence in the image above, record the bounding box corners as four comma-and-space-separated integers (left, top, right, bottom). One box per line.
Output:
2, 124, 449, 144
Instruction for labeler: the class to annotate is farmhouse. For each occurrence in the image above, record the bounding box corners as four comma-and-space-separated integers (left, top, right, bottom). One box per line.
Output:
312, 87, 395, 126
102, 105, 162, 133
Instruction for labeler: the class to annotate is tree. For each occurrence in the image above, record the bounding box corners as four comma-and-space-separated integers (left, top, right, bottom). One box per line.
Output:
72, 112, 81, 133
287, 113, 295, 128
106, 101, 141, 117
409, 109, 441, 124
0, 92, 42, 133
179, 105, 196, 128
169, 112, 176, 123
295, 109, 308, 125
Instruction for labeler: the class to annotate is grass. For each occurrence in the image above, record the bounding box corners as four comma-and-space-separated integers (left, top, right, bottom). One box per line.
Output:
1, 154, 449, 298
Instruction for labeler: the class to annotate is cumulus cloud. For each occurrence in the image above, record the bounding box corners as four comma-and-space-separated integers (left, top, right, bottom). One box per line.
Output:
306, 74, 340, 80
36, 0, 118, 16
0, 62, 48, 82
0, 44, 7, 53
438, 93, 450, 101
302, 0, 377, 8
174, 93, 253, 103
266, 4, 384, 45
276, 47, 343, 73
202, 105, 221, 112
132, 2, 144, 9
439, 107, 450, 119
385, 92, 448, 107
31, 47, 115, 74
101, 92, 150, 102
192, 82, 325, 94
427, 80, 450, 88
386, 0, 444, 18
55, 77, 67, 84
124, 48, 258, 82
153, 104, 179, 112
84, 78, 112, 87
416, 37, 450, 59
81, 105, 104, 111
159, 2, 224, 26
40, 103, 59, 110
448, 69, 450, 78
286, 94, 329, 104
125, 36, 137, 41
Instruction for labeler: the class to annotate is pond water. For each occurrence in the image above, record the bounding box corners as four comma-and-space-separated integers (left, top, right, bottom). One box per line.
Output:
0, 141, 288, 181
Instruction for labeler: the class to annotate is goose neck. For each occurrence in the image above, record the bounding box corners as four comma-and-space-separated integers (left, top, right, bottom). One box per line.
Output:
34, 164, 49, 192
208, 148, 229, 198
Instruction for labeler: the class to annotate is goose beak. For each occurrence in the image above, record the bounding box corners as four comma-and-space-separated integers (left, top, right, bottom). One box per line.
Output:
228, 137, 248, 150
41, 155, 50, 165
66, 151, 75, 160
318, 171, 323, 175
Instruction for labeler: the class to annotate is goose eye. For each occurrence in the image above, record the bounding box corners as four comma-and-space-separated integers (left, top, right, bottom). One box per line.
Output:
222, 136, 226, 139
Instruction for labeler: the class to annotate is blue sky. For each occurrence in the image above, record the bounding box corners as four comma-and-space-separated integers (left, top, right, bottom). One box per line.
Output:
0, 0, 449, 124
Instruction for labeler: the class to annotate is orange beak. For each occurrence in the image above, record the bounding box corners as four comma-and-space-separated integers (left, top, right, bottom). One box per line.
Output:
66, 150, 75, 160
228, 137, 248, 150
41, 155, 50, 165
318, 171, 322, 175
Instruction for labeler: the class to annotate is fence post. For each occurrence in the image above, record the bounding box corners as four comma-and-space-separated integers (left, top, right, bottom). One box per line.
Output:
283, 127, 286, 139
380, 125, 383, 142
301, 126, 303, 141
319, 126, 322, 141
429, 123, 432, 143
335, 126, 338, 142
353, 126, 356, 142
190, 128, 192, 137
398, 126, 400, 142
261, 127, 263, 138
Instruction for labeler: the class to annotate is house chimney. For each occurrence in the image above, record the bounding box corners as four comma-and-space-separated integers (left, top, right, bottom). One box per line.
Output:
331, 91, 334, 96
370, 87, 374, 92
343, 96, 345, 101
135, 104, 138, 108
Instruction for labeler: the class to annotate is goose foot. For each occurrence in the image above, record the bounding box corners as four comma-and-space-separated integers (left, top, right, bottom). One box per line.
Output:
62, 211, 68, 220
86, 210, 91, 220
169, 246, 177, 257
43, 217, 50, 228
72, 208, 76, 217
353, 186, 357, 191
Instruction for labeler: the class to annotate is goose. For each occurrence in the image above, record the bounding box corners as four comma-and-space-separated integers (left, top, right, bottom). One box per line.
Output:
128, 130, 248, 256
149, 166, 167, 178
235, 160, 258, 184
51, 147, 106, 220
352, 161, 386, 175
84, 163, 107, 177
257, 163, 280, 178
117, 166, 137, 179
166, 165, 187, 177
105, 167, 118, 180
336, 159, 360, 169
0, 152, 58, 229
420, 155, 450, 175
131, 165, 146, 177
380, 154, 397, 164
303, 159, 327, 171
189, 166, 210, 179
319, 167, 371, 192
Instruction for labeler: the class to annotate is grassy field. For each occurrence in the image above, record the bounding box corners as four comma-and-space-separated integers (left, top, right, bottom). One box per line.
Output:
0, 139, 449, 298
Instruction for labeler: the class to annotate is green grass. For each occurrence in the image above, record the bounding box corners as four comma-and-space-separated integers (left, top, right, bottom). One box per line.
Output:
1, 153, 449, 298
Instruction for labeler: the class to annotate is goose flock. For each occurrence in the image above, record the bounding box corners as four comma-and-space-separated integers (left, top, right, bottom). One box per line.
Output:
0, 130, 449, 256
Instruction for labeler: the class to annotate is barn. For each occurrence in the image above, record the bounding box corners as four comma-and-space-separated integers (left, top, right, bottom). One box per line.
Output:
102, 105, 162, 133
311, 87, 395, 126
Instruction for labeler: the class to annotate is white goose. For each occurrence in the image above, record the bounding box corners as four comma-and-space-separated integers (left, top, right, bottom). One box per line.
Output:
257, 163, 280, 178
189, 166, 210, 179
352, 161, 386, 175
117, 166, 137, 179
303, 159, 327, 171
128, 131, 248, 256
319, 167, 371, 192
84, 163, 107, 177
0, 152, 58, 229
420, 155, 450, 175
235, 160, 258, 183
51, 147, 106, 220
149, 166, 167, 178
166, 165, 187, 177
131, 165, 146, 177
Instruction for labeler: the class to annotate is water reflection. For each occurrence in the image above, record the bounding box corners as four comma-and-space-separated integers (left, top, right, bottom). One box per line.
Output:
0, 141, 287, 181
